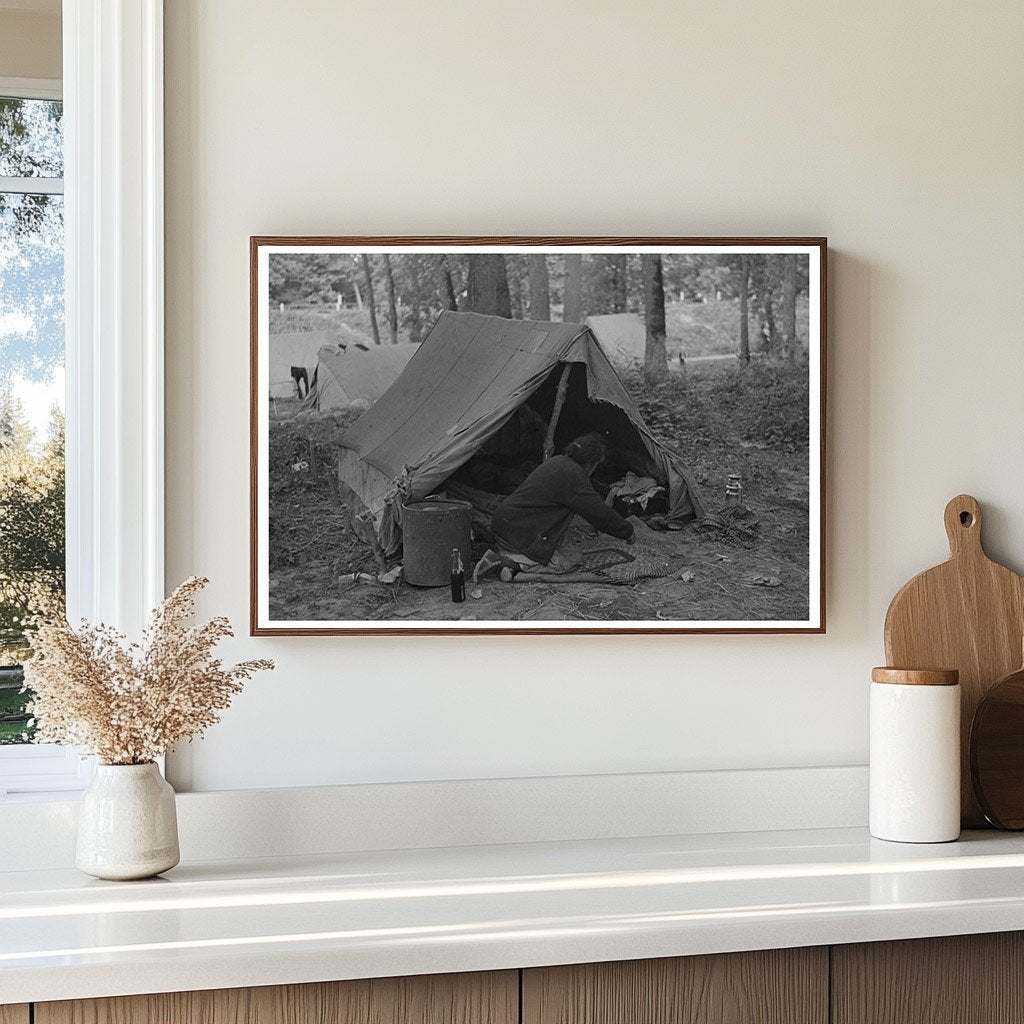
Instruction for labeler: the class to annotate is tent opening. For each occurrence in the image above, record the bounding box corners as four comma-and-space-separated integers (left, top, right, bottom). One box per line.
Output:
450, 359, 669, 516
525, 362, 662, 486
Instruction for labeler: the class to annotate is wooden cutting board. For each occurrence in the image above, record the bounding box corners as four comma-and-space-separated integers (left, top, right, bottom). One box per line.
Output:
884, 494, 1024, 826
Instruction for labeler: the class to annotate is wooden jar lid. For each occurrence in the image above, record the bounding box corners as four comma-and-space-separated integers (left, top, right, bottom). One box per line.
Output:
871, 667, 960, 686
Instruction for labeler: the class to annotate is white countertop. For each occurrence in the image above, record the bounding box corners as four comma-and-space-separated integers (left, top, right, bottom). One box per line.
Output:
4, 826, 1024, 1004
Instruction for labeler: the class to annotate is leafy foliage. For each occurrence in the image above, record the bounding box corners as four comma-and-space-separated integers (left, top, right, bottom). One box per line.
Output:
0, 98, 62, 179
0, 393, 65, 667
0, 664, 29, 743
629, 360, 810, 456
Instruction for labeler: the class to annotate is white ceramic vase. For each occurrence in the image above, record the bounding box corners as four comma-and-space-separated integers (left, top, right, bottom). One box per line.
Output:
76, 762, 180, 880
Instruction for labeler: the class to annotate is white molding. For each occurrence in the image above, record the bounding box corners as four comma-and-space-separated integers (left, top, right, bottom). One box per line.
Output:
0, 765, 869, 869
0, 75, 62, 100
0, 744, 92, 796
63, 0, 164, 634
0, 175, 63, 194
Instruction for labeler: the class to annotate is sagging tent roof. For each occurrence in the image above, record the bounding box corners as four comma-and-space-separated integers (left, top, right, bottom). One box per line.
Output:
269, 332, 334, 398
338, 311, 704, 547
585, 313, 646, 368
308, 343, 420, 411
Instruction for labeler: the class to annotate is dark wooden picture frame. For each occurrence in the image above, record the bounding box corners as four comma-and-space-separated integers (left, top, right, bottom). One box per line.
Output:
250, 236, 827, 635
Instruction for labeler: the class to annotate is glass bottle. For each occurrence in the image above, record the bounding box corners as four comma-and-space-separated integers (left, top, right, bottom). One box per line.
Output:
450, 548, 466, 603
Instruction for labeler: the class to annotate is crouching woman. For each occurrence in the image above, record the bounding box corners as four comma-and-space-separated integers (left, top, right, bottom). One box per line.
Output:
479, 432, 634, 579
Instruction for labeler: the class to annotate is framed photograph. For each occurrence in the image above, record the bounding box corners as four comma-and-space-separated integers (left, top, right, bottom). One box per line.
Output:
250, 237, 826, 635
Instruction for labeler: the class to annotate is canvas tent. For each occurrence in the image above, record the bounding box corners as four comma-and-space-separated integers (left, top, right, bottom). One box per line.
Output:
338, 311, 704, 552
269, 332, 337, 399
305, 343, 420, 412
584, 313, 647, 369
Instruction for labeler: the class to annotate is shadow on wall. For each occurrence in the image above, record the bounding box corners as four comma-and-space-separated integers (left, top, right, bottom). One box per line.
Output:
827, 249, 872, 638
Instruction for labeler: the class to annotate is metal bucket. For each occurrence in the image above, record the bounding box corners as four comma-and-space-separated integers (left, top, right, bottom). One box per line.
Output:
401, 499, 473, 587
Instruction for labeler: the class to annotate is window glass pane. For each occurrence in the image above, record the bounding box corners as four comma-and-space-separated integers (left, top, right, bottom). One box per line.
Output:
0, 98, 63, 179
0, 185, 65, 745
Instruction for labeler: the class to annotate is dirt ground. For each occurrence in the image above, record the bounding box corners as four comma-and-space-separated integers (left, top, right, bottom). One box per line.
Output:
268, 360, 811, 624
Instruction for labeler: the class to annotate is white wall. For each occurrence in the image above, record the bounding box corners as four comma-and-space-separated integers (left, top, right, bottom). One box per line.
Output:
164, 0, 1024, 792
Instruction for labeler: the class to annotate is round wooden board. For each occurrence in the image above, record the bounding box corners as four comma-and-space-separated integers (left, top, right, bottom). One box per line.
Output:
971, 663, 1024, 829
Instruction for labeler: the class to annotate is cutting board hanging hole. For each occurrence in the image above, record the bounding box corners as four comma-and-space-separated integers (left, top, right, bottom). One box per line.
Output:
944, 494, 982, 555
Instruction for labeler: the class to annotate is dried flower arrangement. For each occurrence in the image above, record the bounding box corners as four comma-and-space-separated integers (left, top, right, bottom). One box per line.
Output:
23, 577, 273, 765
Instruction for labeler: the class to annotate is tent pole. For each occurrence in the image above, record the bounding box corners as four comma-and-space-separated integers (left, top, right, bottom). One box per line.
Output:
543, 362, 573, 460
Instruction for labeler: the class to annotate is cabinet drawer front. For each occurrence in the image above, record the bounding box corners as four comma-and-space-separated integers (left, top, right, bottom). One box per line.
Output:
35, 971, 518, 1024
523, 948, 828, 1024
0, 1007, 30, 1024
832, 933, 1024, 1024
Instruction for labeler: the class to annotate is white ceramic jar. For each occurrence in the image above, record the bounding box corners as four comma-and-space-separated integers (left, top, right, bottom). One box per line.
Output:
76, 762, 180, 880
870, 667, 961, 843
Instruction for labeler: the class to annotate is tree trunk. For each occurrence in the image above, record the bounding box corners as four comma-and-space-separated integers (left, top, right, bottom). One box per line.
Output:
435, 255, 458, 311
466, 254, 512, 317
759, 280, 777, 353
382, 254, 399, 344
361, 254, 380, 345
738, 255, 751, 366
782, 253, 797, 363
527, 254, 550, 320
409, 301, 423, 345
609, 254, 628, 312
642, 254, 669, 384
563, 253, 583, 323
507, 254, 525, 319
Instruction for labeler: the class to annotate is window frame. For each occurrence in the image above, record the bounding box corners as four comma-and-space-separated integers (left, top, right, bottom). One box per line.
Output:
0, 0, 165, 797
0, 76, 61, 102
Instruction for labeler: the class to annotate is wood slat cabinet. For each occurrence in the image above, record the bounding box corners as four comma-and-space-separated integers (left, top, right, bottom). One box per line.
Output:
14, 933, 1024, 1024
831, 932, 1024, 1024
522, 948, 828, 1024
34, 971, 517, 1024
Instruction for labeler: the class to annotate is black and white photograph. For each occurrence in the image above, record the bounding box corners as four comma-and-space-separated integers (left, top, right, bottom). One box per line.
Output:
251, 239, 825, 634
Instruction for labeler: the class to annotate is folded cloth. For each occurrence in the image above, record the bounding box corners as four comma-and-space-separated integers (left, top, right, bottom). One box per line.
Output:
606, 472, 665, 510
